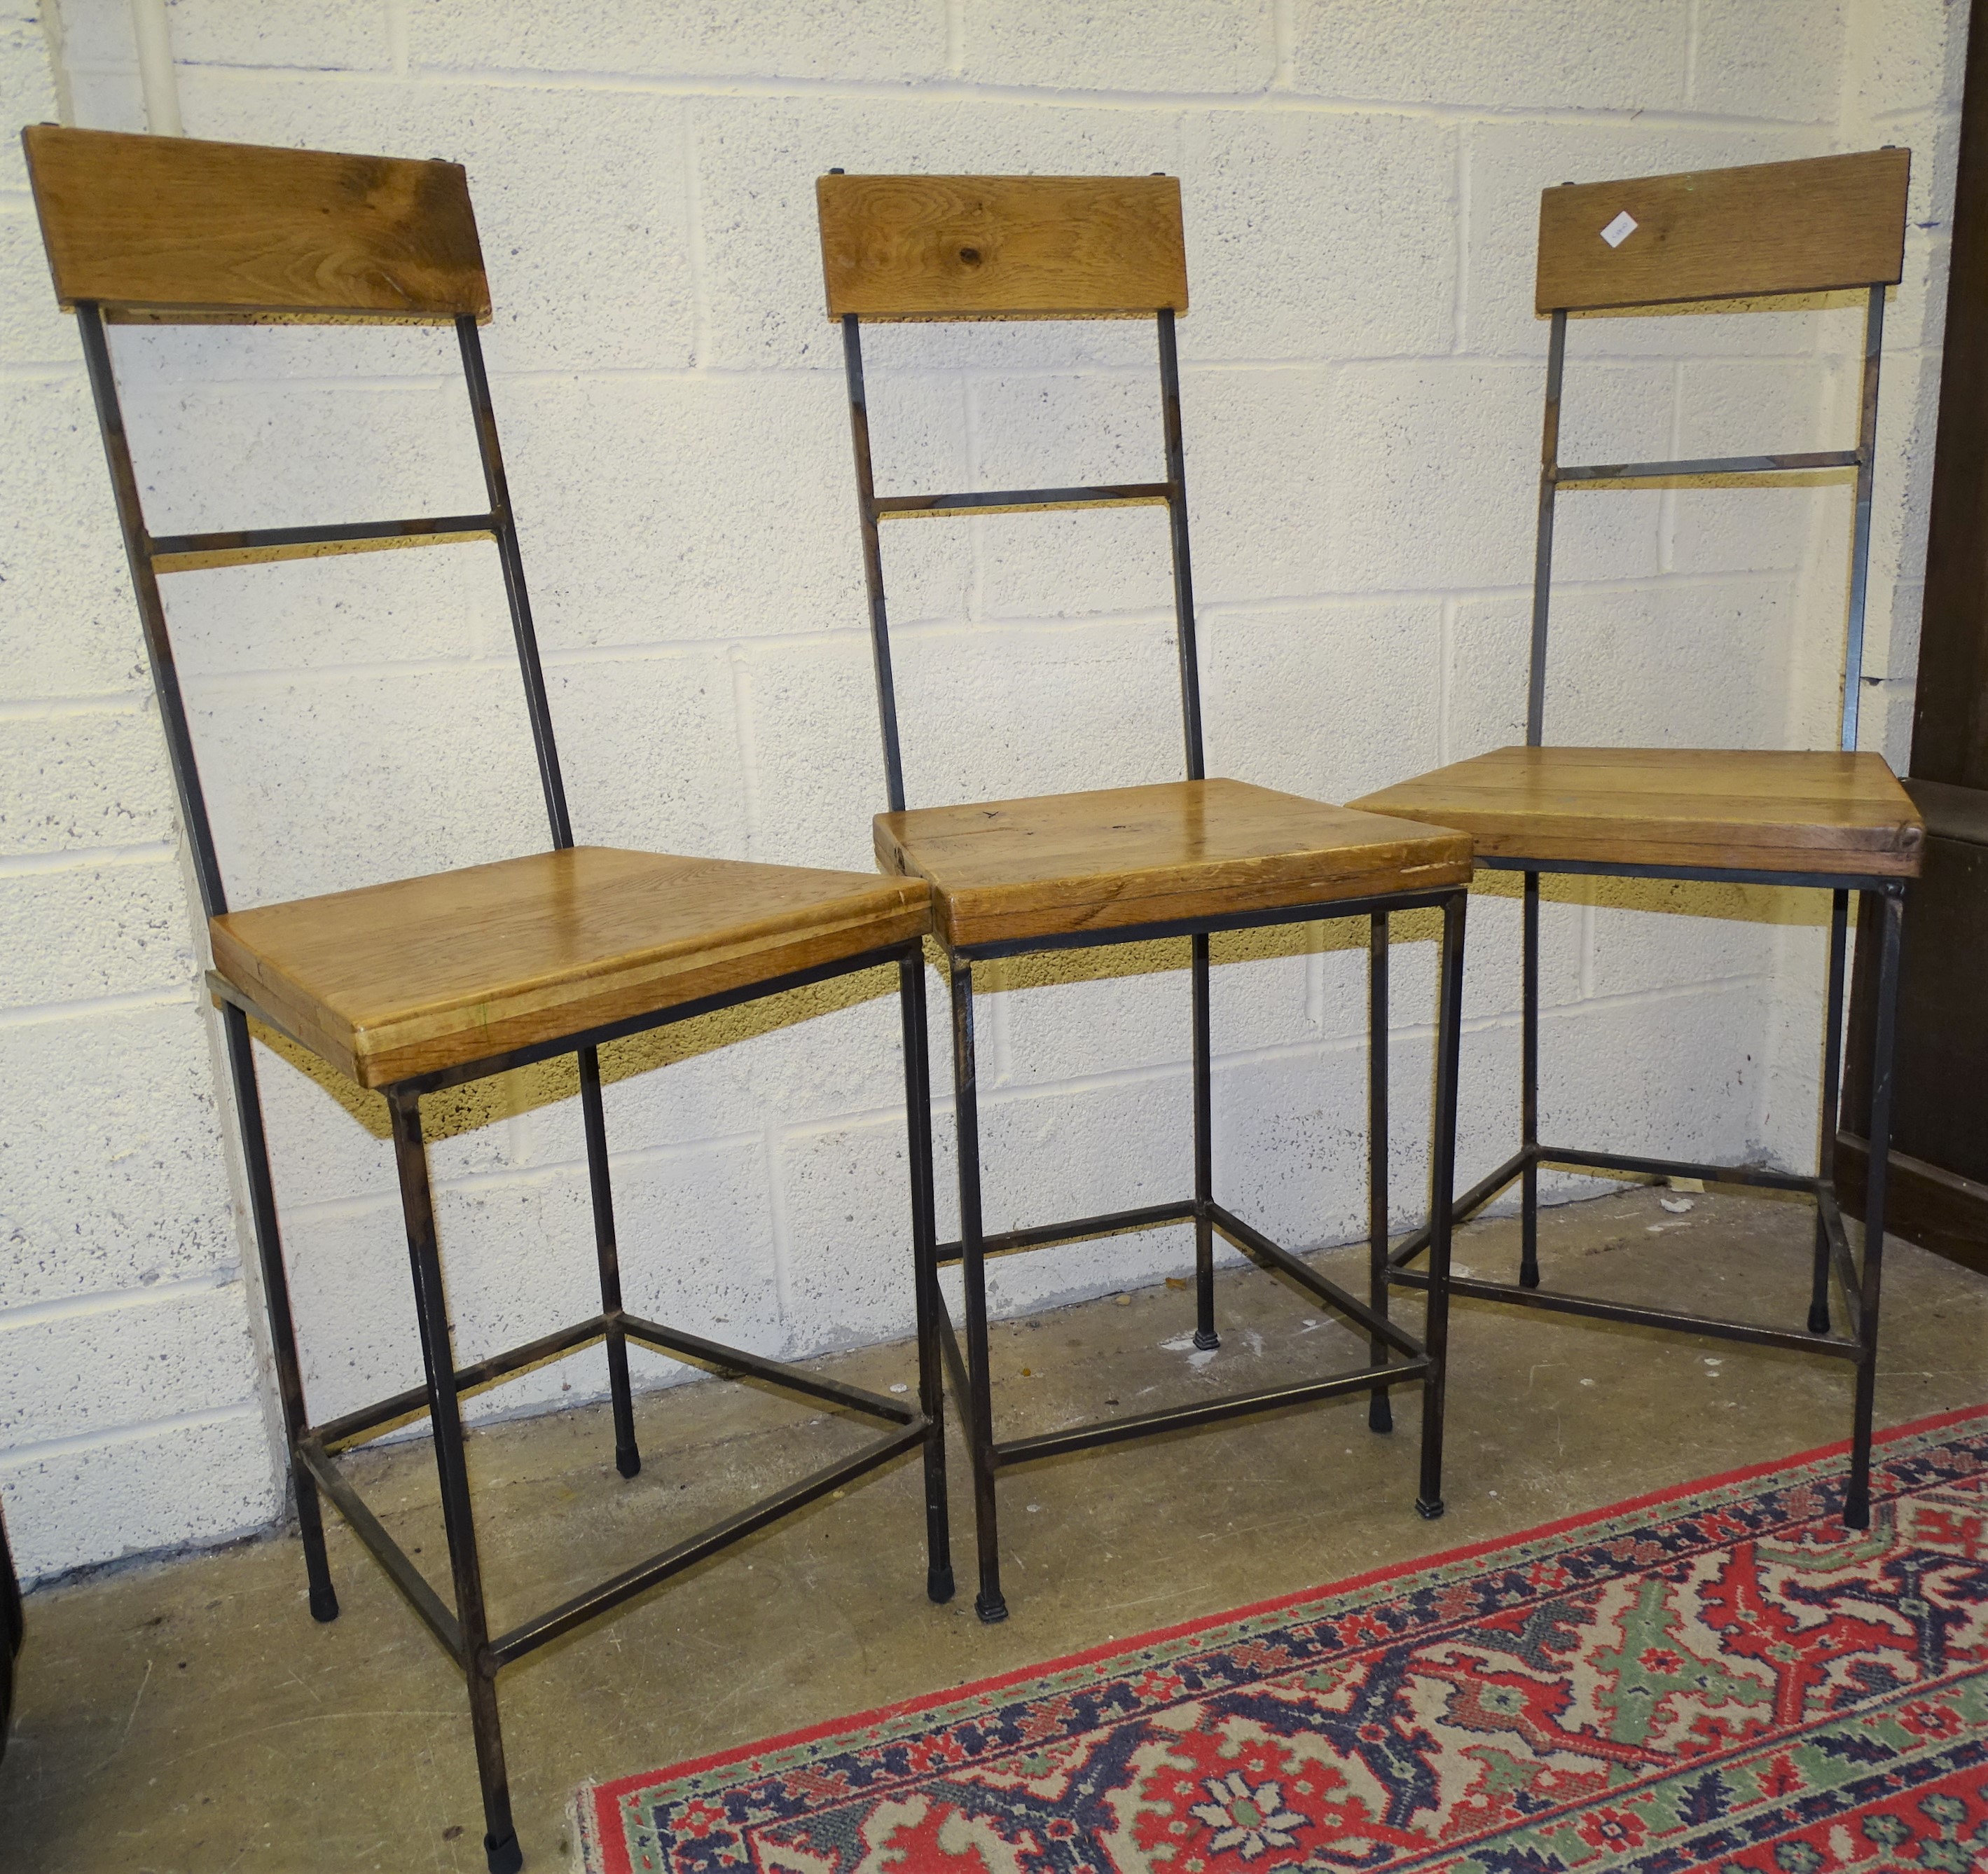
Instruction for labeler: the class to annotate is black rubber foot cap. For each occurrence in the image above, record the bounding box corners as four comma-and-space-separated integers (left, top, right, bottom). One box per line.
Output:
485, 1830, 523, 1874
1368, 1397, 1394, 1435
615, 1447, 642, 1480
975, 1590, 1009, 1625
1807, 1307, 1832, 1336
308, 1583, 340, 1623
1842, 1496, 1871, 1531
1415, 1497, 1446, 1521
927, 1562, 956, 1605
1518, 1267, 1540, 1291
1192, 1328, 1220, 1351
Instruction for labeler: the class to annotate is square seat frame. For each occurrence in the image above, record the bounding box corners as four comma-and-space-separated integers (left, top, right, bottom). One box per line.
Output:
30, 126, 953, 1874
1374, 150, 1917, 1530
820, 170, 1469, 1625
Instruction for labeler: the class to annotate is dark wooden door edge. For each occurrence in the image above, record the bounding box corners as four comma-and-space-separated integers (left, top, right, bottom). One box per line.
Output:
1837, 1129, 1988, 1278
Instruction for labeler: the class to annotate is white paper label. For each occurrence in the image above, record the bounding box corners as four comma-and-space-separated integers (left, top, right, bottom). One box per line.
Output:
1600, 210, 1638, 248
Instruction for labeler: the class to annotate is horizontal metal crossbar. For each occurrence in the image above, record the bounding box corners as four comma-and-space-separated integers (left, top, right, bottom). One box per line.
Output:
934, 1200, 1196, 1267
1478, 856, 1904, 893
1820, 1186, 1863, 1338
1539, 1146, 1815, 1195
149, 511, 497, 572
296, 1438, 464, 1664
954, 888, 1460, 963
874, 482, 1171, 519
993, 1357, 1430, 1466
1390, 1150, 1530, 1269
1208, 1202, 1423, 1358
317, 1312, 613, 1450
1389, 1266, 1861, 1358
483, 1419, 927, 1668
1555, 449, 1858, 485
620, 1313, 918, 1424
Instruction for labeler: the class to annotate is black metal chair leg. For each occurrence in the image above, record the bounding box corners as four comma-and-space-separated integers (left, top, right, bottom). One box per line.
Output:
1810, 890, 1851, 1335
1519, 869, 1541, 1289
1190, 933, 1219, 1350
219, 1003, 338, 1621
1418, 891, 1468, 1520
388, 1091, 520, 1874
1844, 889, 1903, 1530
577, 1046, 640, 1479
948, 962, 1007, 1623
899, 956, 954, 1604
1367, 911, 1393, 1434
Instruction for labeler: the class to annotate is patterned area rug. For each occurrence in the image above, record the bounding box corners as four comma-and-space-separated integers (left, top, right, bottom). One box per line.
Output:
578, 1405, 1988, 1872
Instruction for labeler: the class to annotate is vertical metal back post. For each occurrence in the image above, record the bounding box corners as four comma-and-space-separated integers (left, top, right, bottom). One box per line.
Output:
1839, 283, 1887, 753
1519, 306, 1566, 1288
1157, 308, 1218, 1345
457, 315, 574, 848
75, 301, 350, 1609
74, 303, 229, 918
1526, 308, 1568, 747
457, 317, 637, 1481
1157, 308, 1207, 782
841, 314, 910, 814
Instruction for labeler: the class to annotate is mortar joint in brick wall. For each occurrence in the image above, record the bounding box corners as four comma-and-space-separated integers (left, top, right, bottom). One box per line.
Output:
0, 1267, 244, 1332
0, 986, 198, 1031
181, 60, 1845, 135
0, 1400, 261, 1473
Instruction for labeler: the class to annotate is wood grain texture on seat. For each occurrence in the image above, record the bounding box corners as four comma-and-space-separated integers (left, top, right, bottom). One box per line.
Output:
1537, 149, 1908, 312
22, 125, 489, 322
817, 173, 1187, 320
874, 778, 1472, 950
1348, 747, 1925, 879
209, 847, 930, 1088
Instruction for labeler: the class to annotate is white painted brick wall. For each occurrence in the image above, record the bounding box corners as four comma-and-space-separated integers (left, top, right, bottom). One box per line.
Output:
0, 0, 1961, 1581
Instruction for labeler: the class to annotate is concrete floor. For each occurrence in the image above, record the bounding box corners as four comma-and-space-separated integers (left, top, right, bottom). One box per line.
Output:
2, 1183, 1984, 1874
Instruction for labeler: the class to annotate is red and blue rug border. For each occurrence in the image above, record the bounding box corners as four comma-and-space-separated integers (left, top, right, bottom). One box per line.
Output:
578, 1400, 1988, 1873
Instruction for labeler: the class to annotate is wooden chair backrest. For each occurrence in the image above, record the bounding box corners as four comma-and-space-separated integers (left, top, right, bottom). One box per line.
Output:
817, 173, 1187, 320
1535, 149, 1909, 313
22, 124, 489, 322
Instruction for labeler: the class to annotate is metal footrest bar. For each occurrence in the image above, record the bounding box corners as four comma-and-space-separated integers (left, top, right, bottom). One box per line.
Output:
1390, 1266, 1861, 1358
317, 1313, 615, 1451
993, 1358, 1432, 1467
1819, 1187, 1863, 1337
934, 1200, 1196, 1268
1538, 1145, 1815, 1195
1206, 1203, 1423, 1360
1390, 1148, 1531, 1269
296, 1437, 464, 1663
619, 1314, 917, 1424
483, 1419, 930, 1668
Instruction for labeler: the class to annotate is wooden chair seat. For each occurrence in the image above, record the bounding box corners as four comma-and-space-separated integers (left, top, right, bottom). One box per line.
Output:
1348, 746, 1925, 879
874, 777, 1472, 950
211, 846, 930, 1088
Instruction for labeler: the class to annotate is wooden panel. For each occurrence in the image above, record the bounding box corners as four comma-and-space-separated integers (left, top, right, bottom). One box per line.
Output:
1536, 149, 1909, 312
818, 174, 1187, 320
874, 778, 1472, 949
209, 846, 929, 1087
22, 125, 490, 322
1349, 746, 1925, 877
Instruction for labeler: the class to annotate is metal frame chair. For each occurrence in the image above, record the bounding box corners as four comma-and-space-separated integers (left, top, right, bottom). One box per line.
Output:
819, 170, 1472, 1624
29, 125, 951, 1874
1352, 150, 1924, 1529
